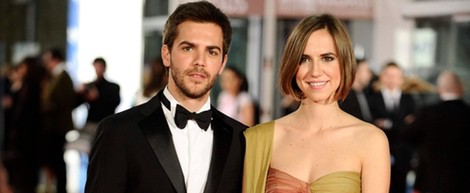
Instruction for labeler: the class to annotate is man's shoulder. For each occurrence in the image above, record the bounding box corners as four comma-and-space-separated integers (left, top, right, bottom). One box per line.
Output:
101, 106, 142, 124
212, 107, 247, 131
103, 79, 120, 89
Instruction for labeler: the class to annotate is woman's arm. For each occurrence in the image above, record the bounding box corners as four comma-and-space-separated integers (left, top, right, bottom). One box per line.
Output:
361, 126, 391, 193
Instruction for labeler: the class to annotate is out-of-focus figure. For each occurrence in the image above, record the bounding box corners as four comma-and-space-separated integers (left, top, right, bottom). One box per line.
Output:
402, 70, 470, 193
2, 57, 44, 193
339, 58, 373, 122
369, 61, 416, 193
134, 56, 168, 106
217, 66, 255, 126
75, 57, 120, 152
280, 95, 300, 116
40, 48, 76, 193
0, 162, 12, 193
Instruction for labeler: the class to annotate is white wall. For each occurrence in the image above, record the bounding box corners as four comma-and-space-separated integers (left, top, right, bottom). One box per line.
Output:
71, 0, 144, 114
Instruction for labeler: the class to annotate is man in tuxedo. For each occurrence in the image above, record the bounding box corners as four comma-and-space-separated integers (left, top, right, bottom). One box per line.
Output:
85, 1, 247, 193
369, 62, 416, 193
402, 71, 470, 193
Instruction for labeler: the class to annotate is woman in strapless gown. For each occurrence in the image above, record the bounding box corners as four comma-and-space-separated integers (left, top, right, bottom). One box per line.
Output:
242, 14, 390, 193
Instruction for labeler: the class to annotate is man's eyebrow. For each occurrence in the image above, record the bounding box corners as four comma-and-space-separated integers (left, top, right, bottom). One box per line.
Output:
178, 41, 221, 52
207, 45, 221, 52
179, 41, 195, 47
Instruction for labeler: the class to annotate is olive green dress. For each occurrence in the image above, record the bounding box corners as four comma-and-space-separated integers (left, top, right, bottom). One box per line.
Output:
243, 121, 361, 193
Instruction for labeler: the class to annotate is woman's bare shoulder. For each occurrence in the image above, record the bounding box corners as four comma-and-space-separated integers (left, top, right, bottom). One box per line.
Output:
342, 114, 388, 145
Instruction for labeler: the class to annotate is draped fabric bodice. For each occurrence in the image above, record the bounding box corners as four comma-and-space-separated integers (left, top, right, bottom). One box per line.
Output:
243, 122, 362, 193
266, 167, 361, 193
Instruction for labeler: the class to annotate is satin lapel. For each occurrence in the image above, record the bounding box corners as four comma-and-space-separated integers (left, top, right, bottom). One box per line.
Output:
140, 102, 186, 193
203, 110, 232, 193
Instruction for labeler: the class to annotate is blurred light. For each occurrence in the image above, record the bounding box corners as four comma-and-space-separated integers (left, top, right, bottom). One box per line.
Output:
66, 130, 80, 142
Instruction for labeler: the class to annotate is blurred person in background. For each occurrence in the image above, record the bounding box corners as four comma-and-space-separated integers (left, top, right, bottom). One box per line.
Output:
75, 57, 120, 153
369, 61, 416, 193
40, 48, 76, 193
402, 70, 470, 193
85, 1, 247, 192
0, 162, 12, 193
340, 58, 374, 122
134, 56, 168, 106
280, 95, 300, 116
2, 56, 44, 193
243, 14, 390, 193
217, 65, 255, 127
1, 65, 15, 151
0, 64, 14, 193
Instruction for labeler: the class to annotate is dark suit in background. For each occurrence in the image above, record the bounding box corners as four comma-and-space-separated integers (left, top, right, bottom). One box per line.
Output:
76, 57, 120, 126
3, 57, 44, 193
77, 78, 120, 124
369, 91, 416, 193
402, 99, 470, 193
369, 60, 417, 193
401, 70, 470, 193
41, 69, 76, 193
340, 90, 372, 122
73, 57, 120, 156
340, 58, 374, 123
85, 91, 246, 193
41, 48, 76, 193
369, 91, 416, 146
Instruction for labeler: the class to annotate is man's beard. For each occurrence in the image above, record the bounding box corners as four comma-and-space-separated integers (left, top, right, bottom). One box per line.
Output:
171, 64, 218, 99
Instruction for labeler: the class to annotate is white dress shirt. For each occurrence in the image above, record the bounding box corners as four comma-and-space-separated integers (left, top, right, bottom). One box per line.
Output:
51, 62, 66, 77
161, 88, 214, 193
381, 88, 401, 112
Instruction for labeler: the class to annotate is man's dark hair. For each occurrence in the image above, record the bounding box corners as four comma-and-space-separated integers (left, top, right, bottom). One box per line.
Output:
162, 1, 232, 55
46, 47, 65, 61
93, 57, 107, 68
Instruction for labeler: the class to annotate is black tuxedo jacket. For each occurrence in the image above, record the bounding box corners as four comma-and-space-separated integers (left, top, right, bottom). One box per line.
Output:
369, 91, 416, 146
85, 91, 247, 193
401, 99, 470, 193
339, 90, 372, 122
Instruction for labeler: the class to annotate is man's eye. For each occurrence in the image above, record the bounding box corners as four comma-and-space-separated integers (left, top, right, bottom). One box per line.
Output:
208, 50, 219, 56
183, 47, 192, 52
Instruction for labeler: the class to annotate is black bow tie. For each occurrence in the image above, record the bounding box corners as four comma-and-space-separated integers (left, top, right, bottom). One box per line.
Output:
175, 105, 212, 131
159, 92, 212, 131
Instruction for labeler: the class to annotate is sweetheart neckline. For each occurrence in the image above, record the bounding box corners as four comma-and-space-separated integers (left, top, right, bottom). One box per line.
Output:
269, 167, 360, 185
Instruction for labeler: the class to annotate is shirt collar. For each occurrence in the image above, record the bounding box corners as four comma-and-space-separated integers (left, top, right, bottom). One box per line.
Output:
51, 62, 65, 76
381, 88, 401, 98
440, 93, 461, 101
162, 87, 211, 115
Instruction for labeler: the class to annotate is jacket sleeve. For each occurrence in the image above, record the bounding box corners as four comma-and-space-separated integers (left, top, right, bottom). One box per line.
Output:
85, 117, 127, 193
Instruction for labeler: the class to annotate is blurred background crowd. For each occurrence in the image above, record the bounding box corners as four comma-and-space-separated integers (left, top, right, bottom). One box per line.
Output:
0, 0, 469, 193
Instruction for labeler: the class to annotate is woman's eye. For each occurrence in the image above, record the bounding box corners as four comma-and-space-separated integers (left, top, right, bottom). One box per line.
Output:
323, 56, 335, 62
300, 57, 310, 64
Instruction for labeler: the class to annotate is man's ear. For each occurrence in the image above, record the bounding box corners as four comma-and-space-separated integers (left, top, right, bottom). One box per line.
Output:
219, 54, 228, 75
161, 45, 171, 68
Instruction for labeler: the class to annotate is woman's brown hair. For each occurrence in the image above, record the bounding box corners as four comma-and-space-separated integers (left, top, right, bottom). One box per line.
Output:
279, 14, 356, 101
